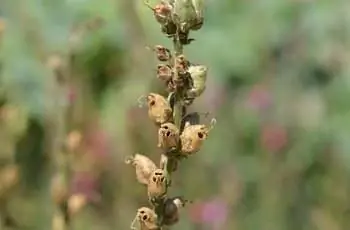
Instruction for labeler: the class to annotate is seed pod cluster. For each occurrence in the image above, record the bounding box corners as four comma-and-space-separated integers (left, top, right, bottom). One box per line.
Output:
144, 0, 204, 45
129, 0, 214, 229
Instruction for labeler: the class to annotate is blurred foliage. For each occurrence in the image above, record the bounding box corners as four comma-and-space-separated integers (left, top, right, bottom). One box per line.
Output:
0, 0, 350, 230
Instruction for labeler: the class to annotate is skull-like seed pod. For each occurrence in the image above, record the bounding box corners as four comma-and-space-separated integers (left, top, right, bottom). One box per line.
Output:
147, 169, 168, 203
157, 122, 180, 152
146, 93, 173, 125
125, 153, 157, 185
160, 196, 190, 226
131, 207, 159, 230
184, 64, 208, 104
180, 119, 216, 155
157, 64, 173, 82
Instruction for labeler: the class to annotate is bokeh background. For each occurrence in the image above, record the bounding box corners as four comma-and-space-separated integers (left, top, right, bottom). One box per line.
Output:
1, 0, 350, 229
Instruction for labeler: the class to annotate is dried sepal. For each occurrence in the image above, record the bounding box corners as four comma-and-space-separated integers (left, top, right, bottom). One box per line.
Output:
184, 64, 208, 104
180, 118, 216, 155
147, 169, 168, 203
160, 196, 191, 226
125, 153, 157, 185
157, 122, 180, 152
131, 207, 159, 230
142, 93, 173, 125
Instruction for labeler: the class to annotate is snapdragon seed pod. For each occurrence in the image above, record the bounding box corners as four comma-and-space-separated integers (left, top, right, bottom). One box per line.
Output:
125, 153, 157, 185
147, 169, 168, 203
146, 93, 173, 125
131, 207, 159, 230
180, 118, 216, 155
185, 64, 208, 102
157, 122, 180, 152
157, 64, 173, 82
144, 0, 173, 25
161, 196, 191, 226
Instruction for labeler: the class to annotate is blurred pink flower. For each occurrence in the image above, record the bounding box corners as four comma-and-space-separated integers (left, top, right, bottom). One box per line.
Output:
246, 84, 272, 112
201, 198, 229, 229
189, 202, 205, 224
84, 124, 111, 160
70, 172, 101, 203
260, 123, 288, 152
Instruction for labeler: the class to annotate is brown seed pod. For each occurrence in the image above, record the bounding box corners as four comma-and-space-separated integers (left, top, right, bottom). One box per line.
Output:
143, 93, 173, 125
157, 122, 180, 152
176, 55, 190, 73
131, 207, 159, 230
147, 45, 172, 62
156, 64, 173, 82
160, 196, 191, 226
125, 153, 157, 185
144, 0, 172, 26
180, 118, 216, 155
147, 169, 168, 202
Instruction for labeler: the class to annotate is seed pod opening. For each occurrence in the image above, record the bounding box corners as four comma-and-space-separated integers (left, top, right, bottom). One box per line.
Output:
157, 122, 180, 152
125, 153, 157, 185
132, 207, 159, 230
147, 169, 168, 202
180, 119, 216, 155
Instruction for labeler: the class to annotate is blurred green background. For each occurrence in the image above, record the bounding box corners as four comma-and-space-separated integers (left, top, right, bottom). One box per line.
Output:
1, 0, 350, 229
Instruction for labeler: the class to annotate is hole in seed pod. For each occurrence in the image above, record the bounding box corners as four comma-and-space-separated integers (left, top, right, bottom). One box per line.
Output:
163, 125, 169, 129
143, 215, 148, 220
150, 100, 155, 106
166, 131, 171, 137
198, 132, 204, 139
153, 177, 157, 182
140, 210, 145, 214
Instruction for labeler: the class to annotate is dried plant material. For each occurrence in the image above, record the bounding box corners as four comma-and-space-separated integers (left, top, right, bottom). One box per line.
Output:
161, 196, 190, 226
147, 169, 168, 202
157, 64, 173, 82
51, 174, 69, 205
144, 0, 173, 25
125, 154, 157, 185
144, 93, 173, 125
180, 118, 216, 155
157, 122, 180, 152
185, 64, 208, 103
131, 207, 159, 230
68, 194, 87, 216
151, 45, 172, 62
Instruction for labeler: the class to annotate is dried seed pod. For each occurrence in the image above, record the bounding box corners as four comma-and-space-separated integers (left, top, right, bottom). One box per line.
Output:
161, 196, 191, 226
144, 0, 173, 25
131, 207, 159, 230
146, 93, 173, 125
147, 169, 168, 202
150, 45, 172, 62
184, 64, 208, 103
180, 118, 216, 155
156, 64, 173, 82
157, 122, 180, 152
125, 153, 157, 185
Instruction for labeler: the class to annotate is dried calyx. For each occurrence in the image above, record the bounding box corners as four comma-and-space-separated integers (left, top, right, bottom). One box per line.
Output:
127, 0, 216, 229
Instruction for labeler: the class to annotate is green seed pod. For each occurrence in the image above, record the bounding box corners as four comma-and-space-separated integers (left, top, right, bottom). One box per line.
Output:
185, 64, 208, 101
172, 0, 204, 32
